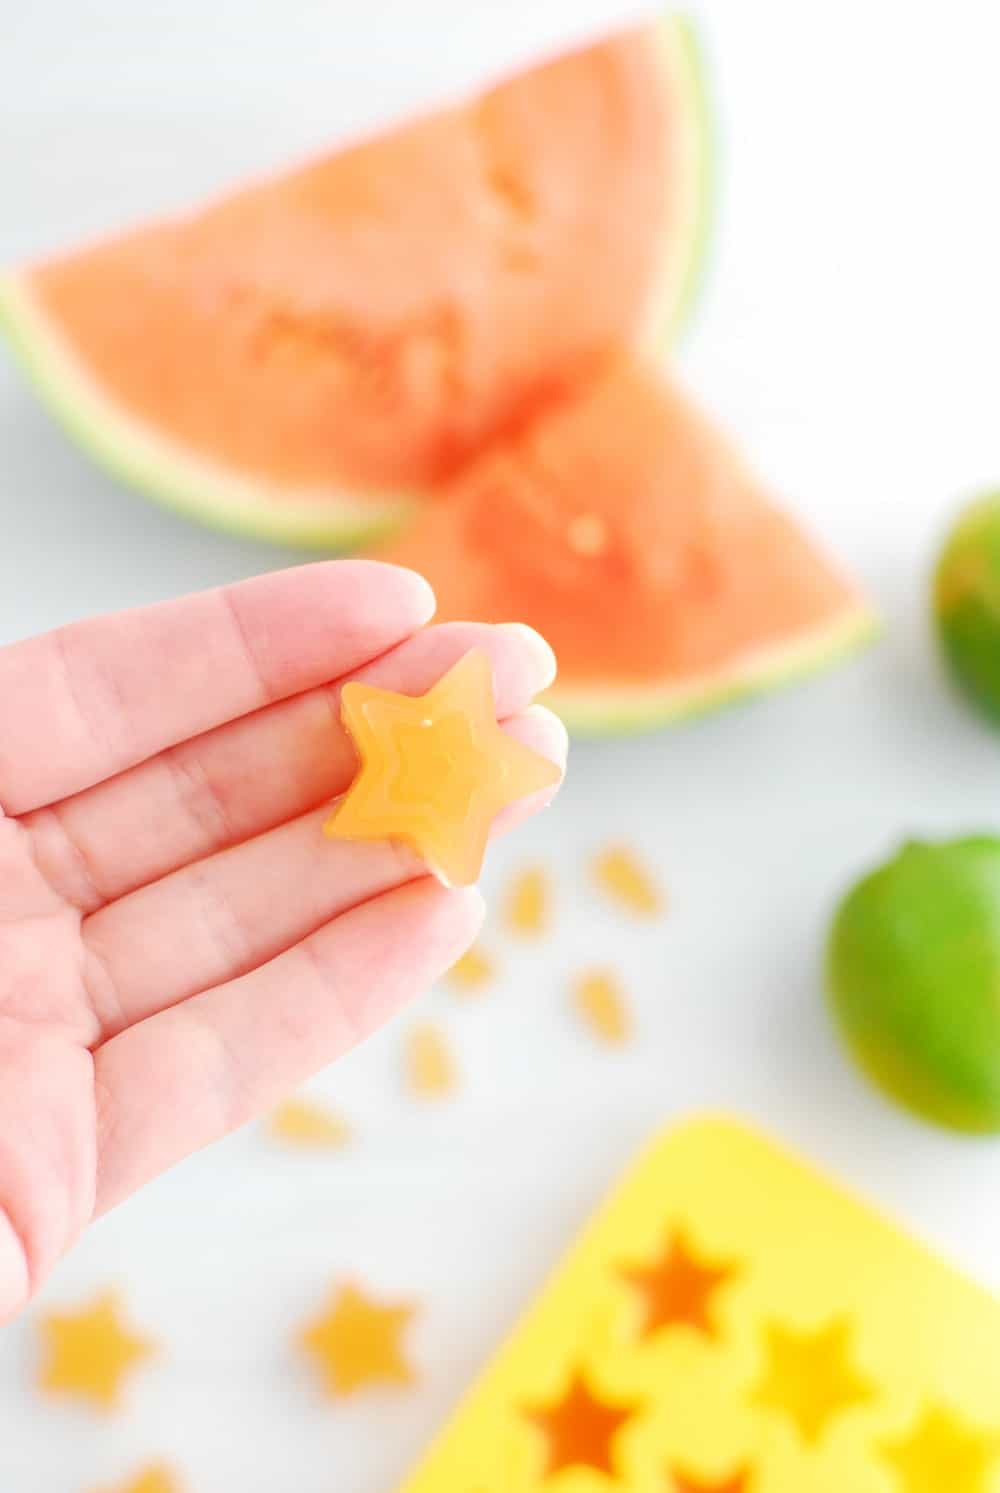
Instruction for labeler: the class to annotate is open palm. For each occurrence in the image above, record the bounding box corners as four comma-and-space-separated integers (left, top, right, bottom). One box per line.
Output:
0, 560, 564, 1321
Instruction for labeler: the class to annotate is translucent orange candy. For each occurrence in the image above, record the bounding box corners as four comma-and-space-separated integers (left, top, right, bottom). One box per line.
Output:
325, 650, 560, 888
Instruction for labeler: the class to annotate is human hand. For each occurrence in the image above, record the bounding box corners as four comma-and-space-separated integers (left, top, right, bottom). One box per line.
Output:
0, 561, 564, 1320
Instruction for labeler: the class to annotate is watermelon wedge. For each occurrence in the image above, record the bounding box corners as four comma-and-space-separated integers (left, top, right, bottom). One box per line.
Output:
0, 19, 709, 550
377, 358, 877, 736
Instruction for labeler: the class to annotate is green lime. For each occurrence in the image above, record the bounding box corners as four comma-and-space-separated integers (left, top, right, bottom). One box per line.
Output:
827, 837, 1000, 1132
934, 491, 1000, 724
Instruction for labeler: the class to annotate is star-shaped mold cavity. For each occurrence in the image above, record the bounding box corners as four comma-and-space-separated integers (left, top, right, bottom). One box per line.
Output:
752, 1318, 871, 1443
523, 1370, 639, 1480
326, 650, 561, 888
620, 1229, 738, 1341
668, 1467, 751, 1492
882, 1406, 1000, 1493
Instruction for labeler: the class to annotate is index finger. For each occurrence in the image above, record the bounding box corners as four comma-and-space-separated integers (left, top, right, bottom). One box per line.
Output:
0, 560, 435, 814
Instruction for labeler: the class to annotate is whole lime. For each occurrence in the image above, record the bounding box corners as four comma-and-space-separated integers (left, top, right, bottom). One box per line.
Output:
827, 837, 1000, 1132
934, 492, 1000, 723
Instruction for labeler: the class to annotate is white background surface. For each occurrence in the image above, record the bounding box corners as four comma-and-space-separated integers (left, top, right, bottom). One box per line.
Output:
3, 3, 1000, 1489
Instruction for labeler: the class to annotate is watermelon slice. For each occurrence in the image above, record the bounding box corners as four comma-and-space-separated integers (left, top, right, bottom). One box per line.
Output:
0, 19, 709, 550
377, 358, 877, 735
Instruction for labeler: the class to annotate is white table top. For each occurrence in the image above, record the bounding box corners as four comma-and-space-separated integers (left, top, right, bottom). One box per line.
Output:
3, 3, 1000, 1489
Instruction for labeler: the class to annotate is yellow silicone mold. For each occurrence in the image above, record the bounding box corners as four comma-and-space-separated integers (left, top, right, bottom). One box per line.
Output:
399, 1116, 1000, 1492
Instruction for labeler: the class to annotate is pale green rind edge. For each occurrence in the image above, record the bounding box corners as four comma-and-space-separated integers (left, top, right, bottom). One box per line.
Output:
546, 605, 880, 738
645, 12, 715, 348
0, 11, 711, 553
0, 270, 417, 551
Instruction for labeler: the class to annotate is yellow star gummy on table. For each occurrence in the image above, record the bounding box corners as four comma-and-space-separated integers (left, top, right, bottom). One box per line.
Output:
399, 1116, 1000, 1492
300, 1282, 416, 1397
325, 651, 560, 887
37, 1288, 155, 1412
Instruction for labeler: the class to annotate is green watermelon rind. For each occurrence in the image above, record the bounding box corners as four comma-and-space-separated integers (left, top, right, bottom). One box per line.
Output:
545, 604, 879, 737
643, 12, 715, 350
0, 13, 712, 552
0, 271, 417, 551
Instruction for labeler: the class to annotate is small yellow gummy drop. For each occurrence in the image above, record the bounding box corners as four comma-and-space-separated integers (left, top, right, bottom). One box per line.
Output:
405, 1022, 458, 1097
573, 969, 630, 1044
504, 866, 551, 936
267, 1097, 351, 1148
592, 845, 663, 917
444, 943, 495, 995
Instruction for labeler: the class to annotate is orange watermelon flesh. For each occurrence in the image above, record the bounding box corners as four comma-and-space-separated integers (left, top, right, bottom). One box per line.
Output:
4, 26, 699, 540
378, 359, 876, 734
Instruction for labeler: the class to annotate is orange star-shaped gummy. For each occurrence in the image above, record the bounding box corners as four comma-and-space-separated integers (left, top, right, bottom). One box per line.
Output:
325, 650, 561, 887
524, 1371, 638, 1478
300, 1282, 416, 1396
622, 1230, 737, 1339
753, 1318, 871, 1443
38, 1288, 155, 1411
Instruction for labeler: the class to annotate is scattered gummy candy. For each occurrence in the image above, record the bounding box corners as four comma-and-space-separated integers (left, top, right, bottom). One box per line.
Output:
89, 1463, 180, 1493
504, 866, 551, 937
300, 1282, 416, 1397
592, 844, 663, 918
267, 1097, 351, 1149
325, 650, 560, 888
405, 1022, 458, 1098
444, 943, 495, 996
38, 1289, 155, 1411
572, 969, 630, 1044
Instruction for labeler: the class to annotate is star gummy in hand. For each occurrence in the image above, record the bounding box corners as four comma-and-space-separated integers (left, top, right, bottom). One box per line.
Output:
325, 650, 561, 888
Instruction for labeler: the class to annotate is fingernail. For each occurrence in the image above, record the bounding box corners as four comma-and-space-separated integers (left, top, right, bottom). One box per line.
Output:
522, 702, 569, 770
408, 570, 438, 621
498, 623, 558, 690
385, 564, 437, 621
